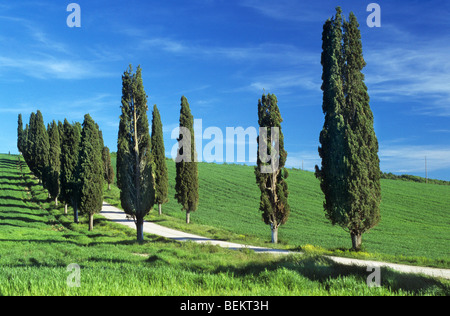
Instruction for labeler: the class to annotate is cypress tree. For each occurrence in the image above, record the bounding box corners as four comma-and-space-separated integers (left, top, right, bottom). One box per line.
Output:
316, 8, 381, 251
117, 65, 155, 242
60, 119, 82, 219
102, 146, 115, 190
57, 120, 64, 145
175, 96, 199, 224
151, 104, 169, 215
78, 114, 104, 231
342, 12, 381, 250
316, 8, 348, 230
17, 114, 24, 154
255, 93, 290, 244
26, 112, 37, 176
34, 110, 50, 185
47, 121, 61, 206
23, 124, 29, 163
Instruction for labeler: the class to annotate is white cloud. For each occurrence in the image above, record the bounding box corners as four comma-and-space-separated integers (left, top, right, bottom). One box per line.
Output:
247, 72, 320, 95
379, 145, 450, 174
286, 151, 320, 172
285, 143, 450, 177
239, 0, 324, 23
140, 36, 313, 67
0, 56, 113, 80
365, 28, 450, 117
0, 15, 114, 80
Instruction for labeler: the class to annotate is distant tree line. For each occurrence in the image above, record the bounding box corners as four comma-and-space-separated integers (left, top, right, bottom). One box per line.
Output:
381, 172, 450, 186
17, 112, 114, 231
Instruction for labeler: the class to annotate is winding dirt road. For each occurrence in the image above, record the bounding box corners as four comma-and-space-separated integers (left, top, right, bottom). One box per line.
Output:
101, 202, 450, 280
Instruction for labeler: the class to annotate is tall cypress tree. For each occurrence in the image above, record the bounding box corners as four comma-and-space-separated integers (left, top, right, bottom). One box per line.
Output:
151, 104, 169, 215
60, 119, 82, 219
175, 96, 199, 224
78, 114, 104, 231
26, 112, 37, 176
34, 110, 50, 185
23, 123, 29, 163
102, 146, 115, 190
47, 121, 61, 206
255, 93, 290, 244
57, 120, 64, 146
117, 65, 155, 242
316, 8, 347, 229
316, 8, 381, 251
342, 12, 381, 250
17, 114, 24, 154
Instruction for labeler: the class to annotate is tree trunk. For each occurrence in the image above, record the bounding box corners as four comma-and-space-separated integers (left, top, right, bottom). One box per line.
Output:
158, 204, 162, 216
136, 217, 144, 243
108, 183, 111, 191
89, 213, 94, 231
351, 232, 362, 251
186, 210, 190, 224
64, 203, 68, 215
271, 224, 278, 244
55, 197, 58, 206
133, 98, 141, 210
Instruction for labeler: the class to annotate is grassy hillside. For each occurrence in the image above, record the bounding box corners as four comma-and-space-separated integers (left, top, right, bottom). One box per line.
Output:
3, 154, 449, 296
107, 155, 450, 267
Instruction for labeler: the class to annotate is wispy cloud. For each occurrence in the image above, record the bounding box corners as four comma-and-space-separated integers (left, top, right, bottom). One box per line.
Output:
246, 72, 320, 95
286, 150, 320, 171
365, 26, 450, 117
0, 15, 114, 80
139, 36, 314, 66
379, 144, 450, 174
239, 0, 325, 23
0, 56, 113, 80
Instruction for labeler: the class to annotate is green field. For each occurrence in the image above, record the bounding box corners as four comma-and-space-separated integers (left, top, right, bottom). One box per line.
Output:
105, 155, 450, 268
0, 153, 449, 296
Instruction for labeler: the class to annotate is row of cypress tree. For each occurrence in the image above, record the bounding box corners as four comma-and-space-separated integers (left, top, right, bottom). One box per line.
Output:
15, 8, 380, 250
117, 65, 171, 242
116, 65, 199, 242
115, 8, 380, 249
255, 8, 381, 250
17, 112, 115, 231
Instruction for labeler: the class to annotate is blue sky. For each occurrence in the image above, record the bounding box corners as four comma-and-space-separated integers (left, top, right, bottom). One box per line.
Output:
0, 0, 449, 180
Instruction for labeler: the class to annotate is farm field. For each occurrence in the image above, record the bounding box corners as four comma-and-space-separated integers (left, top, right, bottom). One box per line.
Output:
0, 153, 449, 296
105, 155, 450, 268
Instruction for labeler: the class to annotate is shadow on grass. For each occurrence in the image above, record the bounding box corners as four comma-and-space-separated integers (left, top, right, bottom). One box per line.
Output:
0, 195, 34, 203
211, 255, 449, 296
0, 214, 45, 224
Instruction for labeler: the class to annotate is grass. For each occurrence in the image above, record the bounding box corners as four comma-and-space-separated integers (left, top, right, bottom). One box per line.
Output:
105, 155, 450, 269
0, 153, 449, 296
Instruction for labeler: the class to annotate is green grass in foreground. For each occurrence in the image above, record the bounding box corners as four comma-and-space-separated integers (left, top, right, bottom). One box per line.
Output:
0, 154, 449, 296
105, 156, 450, 269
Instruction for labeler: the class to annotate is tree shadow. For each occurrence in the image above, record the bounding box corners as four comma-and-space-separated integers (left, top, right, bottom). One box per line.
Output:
0, 214, 44, 224
0, 203, 42, 211
0, 209, 43, 217
0, 195, 30, 202
209, 255, 449, 296
0, 180, 37, 189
